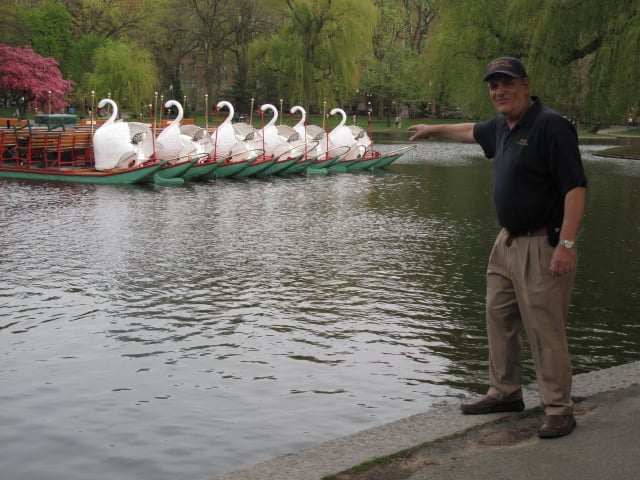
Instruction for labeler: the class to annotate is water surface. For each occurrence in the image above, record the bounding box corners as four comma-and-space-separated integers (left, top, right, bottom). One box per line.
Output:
1, 142, 639, 479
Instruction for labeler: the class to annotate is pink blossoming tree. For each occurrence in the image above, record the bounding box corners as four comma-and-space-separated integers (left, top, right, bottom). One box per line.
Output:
0, 44, 74, 119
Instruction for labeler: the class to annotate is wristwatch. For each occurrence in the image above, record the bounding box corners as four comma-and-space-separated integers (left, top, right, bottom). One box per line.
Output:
559, 239, 575, 249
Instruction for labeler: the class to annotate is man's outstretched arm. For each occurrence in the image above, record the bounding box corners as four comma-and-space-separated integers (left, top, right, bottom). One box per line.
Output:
408, 123, 477, 143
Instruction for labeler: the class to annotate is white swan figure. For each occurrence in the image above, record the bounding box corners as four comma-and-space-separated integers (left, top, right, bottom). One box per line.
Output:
348, 124, 372, 155
275, 121, 314, 161
258, 103, 288, 156
233, 122, 263, 145
291, 105, 307, 135
291, 105, 326, 157
180, 124, 214, 154
93, 98, 154, 170
329, 108, 361, 160
155, 100, 200, 161
211, 100, 242, 155
211, 100, 262, 160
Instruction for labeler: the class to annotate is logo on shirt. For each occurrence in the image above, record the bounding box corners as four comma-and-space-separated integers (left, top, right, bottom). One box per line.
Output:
517, 137, 528, 147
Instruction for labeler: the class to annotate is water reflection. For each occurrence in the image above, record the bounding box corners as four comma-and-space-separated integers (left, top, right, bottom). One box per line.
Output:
1, 142, 639, 479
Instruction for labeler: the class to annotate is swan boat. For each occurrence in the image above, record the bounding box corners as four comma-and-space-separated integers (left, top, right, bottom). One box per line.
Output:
0, 118, 166, 185
1, 99, 413, 185
0, 156, 167, 185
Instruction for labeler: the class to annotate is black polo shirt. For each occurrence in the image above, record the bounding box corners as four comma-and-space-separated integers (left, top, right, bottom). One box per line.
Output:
473, 97, 587, 233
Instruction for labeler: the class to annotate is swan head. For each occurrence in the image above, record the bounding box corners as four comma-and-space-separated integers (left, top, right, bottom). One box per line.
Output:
260, 104, 278, 126
261, 103, 277, 113
97, 98, 115, 110
164, 99, 181, 110
216, 100, 233, 112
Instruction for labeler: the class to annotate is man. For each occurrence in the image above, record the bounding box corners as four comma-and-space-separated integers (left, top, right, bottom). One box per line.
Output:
409, 57, 587, 439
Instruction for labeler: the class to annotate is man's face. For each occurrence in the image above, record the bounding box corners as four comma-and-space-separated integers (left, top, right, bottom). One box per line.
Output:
486, 75, 530, 119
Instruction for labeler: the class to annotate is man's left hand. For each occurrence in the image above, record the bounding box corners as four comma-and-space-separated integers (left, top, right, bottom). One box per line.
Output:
550, 246, 577, 276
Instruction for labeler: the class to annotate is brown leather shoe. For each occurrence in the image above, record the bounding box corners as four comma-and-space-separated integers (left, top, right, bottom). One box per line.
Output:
538, 414, 576, 438
460, 395, 525, 415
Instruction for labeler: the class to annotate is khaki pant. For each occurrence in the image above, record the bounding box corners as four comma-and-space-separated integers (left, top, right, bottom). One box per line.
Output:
485, 228, 575, 416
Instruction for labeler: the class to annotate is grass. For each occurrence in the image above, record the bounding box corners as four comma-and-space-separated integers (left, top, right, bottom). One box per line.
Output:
592, 145, 640, 159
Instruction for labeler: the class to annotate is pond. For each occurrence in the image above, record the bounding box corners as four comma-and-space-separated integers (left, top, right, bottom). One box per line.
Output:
1, 141, 639, 479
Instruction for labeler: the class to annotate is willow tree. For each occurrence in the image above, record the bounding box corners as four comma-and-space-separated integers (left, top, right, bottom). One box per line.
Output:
586, 8, 640, 125
251, 0, 378, 113
84, 40, 158, 115
519, 0, 640, 125
418, 0, 640, 125
363, 0, 436, 118
419, 0, 526, 118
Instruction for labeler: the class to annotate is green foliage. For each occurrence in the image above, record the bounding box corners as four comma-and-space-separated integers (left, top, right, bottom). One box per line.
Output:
421, 0, 519, 118
2, 0, 638, 124
20, 1, 73, 69
84, 40, 158, 112
421, 0, 640, 124
250, 0, 377, 112
583, 3, 640, 123
66, 34, 104, 84
0, 2, 22, 46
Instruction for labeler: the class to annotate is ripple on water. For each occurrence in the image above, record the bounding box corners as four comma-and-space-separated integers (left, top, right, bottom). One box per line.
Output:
1, 149, 639, 479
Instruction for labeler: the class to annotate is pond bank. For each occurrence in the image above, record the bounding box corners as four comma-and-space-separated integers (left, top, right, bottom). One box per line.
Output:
210, 361, 640, 480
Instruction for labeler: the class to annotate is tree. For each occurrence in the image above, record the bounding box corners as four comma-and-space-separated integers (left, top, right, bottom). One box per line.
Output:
84, 40, 158, 115
417, 0, 640, 125
418, 0, 525, 119
518, 0, 640, 125
251, 0, 378, 113
363, 0, 435, 118
140, 0, 198, 107
20, 1, 73, 71
0, 44, 74, 118
405, 0, 435, 55
0, 1, 22, 46
60, 0, 152, 40
227, 0, 276, 114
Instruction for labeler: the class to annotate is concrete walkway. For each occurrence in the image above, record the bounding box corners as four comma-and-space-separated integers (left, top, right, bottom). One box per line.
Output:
211, 361, 640, 480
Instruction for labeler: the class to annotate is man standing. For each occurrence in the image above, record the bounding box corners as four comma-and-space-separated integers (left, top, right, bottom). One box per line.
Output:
409, 57, 587, 438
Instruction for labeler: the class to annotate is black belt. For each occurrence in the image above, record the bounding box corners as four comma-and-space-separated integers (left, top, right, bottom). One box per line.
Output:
505, 227, 547, 246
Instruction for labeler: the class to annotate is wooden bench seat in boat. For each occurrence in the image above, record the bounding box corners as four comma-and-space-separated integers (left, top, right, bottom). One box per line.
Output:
1, 128, 17, 164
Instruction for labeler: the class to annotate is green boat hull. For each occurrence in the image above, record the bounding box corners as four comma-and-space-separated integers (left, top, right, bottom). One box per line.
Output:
233, 157, 276, 178
308, 155, 339, 170
346, 157, 382, 172
260, 156, 300, 176
370, 153, 402, 170
182, 156, 223, 181
0, 161, 166, 185
282, 156, 316, 175
212, 160, 252, 179
326, 158, 359, 173
367, 146, 415, 170
153, 158, 198, 185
